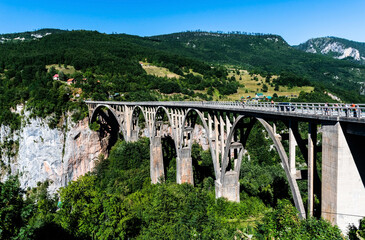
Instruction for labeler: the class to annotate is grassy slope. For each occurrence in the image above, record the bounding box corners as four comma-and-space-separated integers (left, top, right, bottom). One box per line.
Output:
226, 70, 313, 100
140, 62, 181, 79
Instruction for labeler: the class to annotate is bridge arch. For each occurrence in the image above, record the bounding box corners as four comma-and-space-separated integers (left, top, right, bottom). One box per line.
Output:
149, 106, 178, 183
90, 104, 126, 139
221, 116, 306, 219
178, 108, 219, 182
129, 105, 150, 141
151, 106, 174, 140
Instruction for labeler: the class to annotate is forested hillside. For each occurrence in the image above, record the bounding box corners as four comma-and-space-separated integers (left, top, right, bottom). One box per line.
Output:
0, 30, 234, 130
142, 31, 365, 102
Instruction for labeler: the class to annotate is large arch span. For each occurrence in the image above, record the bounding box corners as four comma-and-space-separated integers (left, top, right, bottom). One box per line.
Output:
85, 100, 365, 229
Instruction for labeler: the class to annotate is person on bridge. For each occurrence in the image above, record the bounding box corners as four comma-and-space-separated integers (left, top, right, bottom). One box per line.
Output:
241, 97, 245, 108
344, 103, 349, 117
351, 103, 357, 117
324, 102, 329, 116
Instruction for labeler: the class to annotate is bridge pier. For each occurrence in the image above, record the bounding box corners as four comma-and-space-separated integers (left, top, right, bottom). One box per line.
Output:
131, 130, 139, 142
150, 136, 164, 183
177, 148, 194, 184
322, 122, 365, 232
215, 171, 240, 202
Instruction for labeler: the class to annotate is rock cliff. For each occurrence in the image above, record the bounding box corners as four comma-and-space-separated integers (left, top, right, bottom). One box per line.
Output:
0, 107, 209, 193
0, 109, 106, 194
294, 37, 365, 65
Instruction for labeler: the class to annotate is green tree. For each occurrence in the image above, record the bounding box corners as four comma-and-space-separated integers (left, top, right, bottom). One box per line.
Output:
262, 84, 268, 92
0, 176, 24, 239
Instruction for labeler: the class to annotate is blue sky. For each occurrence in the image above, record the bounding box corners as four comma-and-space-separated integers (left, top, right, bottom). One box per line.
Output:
0, 0, 364, 45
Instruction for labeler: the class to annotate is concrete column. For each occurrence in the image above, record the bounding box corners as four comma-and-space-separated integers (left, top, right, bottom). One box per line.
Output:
289, 121, 297, 175
125, 107, 132, 142
214, 115, 219, 168
220, 116, 225, 159
131, 130, 138, 142
177, 148, 194, 185
208, 114, 212, 139
322, 122, 365, 232
150, 136, 164, 183
308, 123, 315, 217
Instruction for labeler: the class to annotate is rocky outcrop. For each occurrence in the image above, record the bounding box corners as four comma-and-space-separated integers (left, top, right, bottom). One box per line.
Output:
0, 106, 209, 193
0, 110, 106, 194
294, 37, 365, 64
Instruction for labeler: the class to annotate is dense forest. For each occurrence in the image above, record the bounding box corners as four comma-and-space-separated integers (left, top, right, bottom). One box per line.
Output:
3, 134, 363, 239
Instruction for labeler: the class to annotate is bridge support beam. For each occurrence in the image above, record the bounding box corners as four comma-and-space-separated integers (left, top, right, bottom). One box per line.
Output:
177, 148, 194, 185
322, 122, 365, 232
150, 137, 164, 183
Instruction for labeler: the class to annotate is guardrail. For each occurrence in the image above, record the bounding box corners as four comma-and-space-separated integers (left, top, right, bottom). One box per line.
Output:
85, 101, 365, 119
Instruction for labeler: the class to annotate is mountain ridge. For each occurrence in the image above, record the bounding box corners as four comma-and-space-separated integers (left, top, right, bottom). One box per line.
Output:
294, 37, 365, 65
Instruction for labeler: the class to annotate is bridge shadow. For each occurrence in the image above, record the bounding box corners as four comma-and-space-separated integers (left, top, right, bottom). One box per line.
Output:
344, 128, 365, 188
93, 108, 120, 153
191, 144, 215, 187
161, 135, 177, 183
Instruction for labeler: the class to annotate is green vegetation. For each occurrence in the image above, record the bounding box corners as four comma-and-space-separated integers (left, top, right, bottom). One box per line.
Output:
0, 30, 240, 130
0, 129, 347, 239
146, 31, 365, 102
2, 29, 365, 131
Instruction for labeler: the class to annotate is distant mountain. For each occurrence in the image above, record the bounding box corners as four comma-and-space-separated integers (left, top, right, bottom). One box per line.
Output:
145, 31, 290, 67
0, 28, 66, 43
294, 37, 365, 65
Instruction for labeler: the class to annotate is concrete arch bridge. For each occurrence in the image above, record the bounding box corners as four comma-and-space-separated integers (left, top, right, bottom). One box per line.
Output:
85, 100, 365, 231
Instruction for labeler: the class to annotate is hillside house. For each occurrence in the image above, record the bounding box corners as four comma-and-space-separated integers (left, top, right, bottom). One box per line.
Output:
67, 78, 75, 85
53, 74, 59, 80
255, 93, 264, 99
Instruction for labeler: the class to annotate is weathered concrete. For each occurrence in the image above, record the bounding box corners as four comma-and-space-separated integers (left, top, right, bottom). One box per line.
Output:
215, 171, 240, 202
322, 123, 365, 232
307, 124, 315, 217
177, 148, 194, 184
150, 137, 164, 183
289, 122, 297, 175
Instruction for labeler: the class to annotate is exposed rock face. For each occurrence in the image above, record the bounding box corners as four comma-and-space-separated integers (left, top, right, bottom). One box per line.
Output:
1, 108, 209, 194
63, 118, 106, 184
0, 114, 106, 194
294, 37, 365, 64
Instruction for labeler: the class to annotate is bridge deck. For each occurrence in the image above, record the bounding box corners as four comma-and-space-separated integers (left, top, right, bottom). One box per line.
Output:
85, 101, 365, 124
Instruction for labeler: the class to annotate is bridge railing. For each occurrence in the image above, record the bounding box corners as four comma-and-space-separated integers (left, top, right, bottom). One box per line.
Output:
85, 101, 365, 119
241, 102, 365, 119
